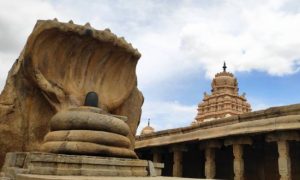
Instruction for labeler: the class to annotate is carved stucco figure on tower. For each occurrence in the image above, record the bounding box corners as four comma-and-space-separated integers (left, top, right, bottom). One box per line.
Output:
194, 62, 251, 122
0, 19, 144, 167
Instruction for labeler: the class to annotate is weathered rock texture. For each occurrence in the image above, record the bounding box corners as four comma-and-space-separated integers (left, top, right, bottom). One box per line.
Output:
41, 106, 137, 158
1, 152, 164, 179
0, 19, 143, 167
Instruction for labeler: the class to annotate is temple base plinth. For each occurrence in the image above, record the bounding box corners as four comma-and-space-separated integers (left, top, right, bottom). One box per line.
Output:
0, 152, 164, 180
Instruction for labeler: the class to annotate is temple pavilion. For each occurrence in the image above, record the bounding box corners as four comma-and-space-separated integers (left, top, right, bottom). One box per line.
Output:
136, 62, 300, 180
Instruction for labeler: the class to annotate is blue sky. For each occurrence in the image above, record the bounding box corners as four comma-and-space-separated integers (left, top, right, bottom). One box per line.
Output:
1, 0, 300, 134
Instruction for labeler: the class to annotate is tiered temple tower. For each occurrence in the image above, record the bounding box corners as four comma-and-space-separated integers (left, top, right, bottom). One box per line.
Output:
195, 62, 251, 122
141, 119, 155, 135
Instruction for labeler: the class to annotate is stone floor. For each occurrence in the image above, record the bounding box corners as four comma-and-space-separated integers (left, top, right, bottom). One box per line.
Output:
17, 175, 210, 180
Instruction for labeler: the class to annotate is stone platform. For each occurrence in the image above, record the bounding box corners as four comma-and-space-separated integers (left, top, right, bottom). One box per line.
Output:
1, 152, 164, 180
15, 175, 208, 180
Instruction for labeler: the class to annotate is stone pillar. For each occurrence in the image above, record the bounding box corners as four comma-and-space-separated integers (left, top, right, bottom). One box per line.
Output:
173, 150, 183, 177
225, 136, 252, 180
277, 141, 291, 180
233, 144, 244, 180
170, 145, 187, 177
205, 148, 216, 179
152, 149, 162, 163
265, 131, 299, 180
199, 140, 222, 179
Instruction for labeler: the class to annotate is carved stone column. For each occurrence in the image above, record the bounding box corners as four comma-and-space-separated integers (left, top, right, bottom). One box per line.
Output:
225, 136, 252, 180
205, 148, 216, 179
265, 131, 299, 180
153, 152, 162, 163
233, 144, 244, 180
152, 148, 162, 163
199, 140, 222, 179
173, 150, 183, 177
277, 141, 291, 180
170, 145, 187, 177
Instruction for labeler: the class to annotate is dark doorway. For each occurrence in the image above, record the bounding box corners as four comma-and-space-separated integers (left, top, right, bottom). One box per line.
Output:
215, 146, 234, 179
290, 141, 300, 180
182, 146, 205, 178
162, 152, 173, 176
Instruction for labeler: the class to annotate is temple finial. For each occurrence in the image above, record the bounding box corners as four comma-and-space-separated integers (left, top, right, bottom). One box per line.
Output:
148, 118, 150, 126
223, 61, 227, 72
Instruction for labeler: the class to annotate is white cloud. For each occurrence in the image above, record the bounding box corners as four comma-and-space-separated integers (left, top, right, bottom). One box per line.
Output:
137, 100, 196, 134
1, 0, 300, 132
179, 0, 300, 78
1, 0, 300, 87
63, 0, 300, 88
247, 96, 273, 111
0, 0, 59, 90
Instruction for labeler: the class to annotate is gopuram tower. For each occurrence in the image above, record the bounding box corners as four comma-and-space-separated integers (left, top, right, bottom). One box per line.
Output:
195, 62, 251, 123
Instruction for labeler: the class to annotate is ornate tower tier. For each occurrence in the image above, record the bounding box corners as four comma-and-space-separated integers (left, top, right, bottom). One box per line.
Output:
141, 119, 155, 135
195, 63, 251, 122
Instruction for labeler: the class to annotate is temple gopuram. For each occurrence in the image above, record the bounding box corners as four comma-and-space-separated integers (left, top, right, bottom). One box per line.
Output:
136, 63, 300, 180
194, 62, 251, 123
141, 119, 155, 135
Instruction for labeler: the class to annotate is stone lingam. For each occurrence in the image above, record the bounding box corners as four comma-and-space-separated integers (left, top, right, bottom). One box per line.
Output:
0, 19, 163, 180
41, 92, 137, 159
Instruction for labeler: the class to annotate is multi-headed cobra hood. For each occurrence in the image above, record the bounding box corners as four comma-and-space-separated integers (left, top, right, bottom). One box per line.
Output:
0, 19, 144, 167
